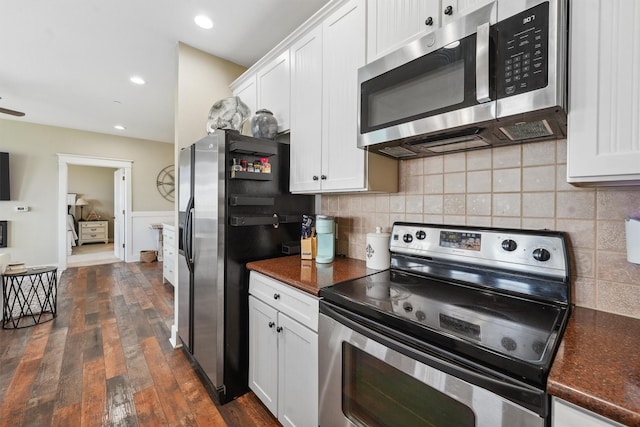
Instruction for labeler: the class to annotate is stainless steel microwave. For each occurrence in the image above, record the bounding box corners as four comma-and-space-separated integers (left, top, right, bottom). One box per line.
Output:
358, 0, 568, 159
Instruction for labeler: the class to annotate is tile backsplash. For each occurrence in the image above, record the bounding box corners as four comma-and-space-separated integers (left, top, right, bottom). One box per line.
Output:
320, 140, 640, 319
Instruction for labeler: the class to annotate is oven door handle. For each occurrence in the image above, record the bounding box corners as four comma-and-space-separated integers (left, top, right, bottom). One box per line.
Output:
476, 21, 491, 103
321, 303, 546, 416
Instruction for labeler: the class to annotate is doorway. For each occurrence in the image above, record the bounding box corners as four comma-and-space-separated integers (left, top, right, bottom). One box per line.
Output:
57, 154, 133, 271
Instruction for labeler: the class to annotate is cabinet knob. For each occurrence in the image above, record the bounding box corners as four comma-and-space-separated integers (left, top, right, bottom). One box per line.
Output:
444, 5, 453, 15
425, 16, 433, 26
273, 293, 280, 300
312, 175, 319, 181
276, 326, 283, 333
268, 321, 275, 328
320, 175, 327, 180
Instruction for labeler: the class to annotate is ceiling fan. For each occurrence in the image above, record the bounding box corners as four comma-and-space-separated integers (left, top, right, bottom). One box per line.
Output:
0, 97, 25, 117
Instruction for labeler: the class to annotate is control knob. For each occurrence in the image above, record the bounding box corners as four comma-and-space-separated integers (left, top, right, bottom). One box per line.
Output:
416, 230, 426, 240
501, 239, 518, 252
532, 248, 551, 262
403, 233, 413, 243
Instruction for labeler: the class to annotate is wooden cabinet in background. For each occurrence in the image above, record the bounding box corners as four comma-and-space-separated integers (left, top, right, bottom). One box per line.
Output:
78, 221, 108, 245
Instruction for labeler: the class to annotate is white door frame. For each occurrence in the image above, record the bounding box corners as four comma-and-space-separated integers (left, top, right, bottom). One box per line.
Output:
58, 154, 133, 271
113, 168, 126, 260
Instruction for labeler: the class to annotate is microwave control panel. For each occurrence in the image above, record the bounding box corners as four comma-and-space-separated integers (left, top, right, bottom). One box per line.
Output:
495, 2, 549, 98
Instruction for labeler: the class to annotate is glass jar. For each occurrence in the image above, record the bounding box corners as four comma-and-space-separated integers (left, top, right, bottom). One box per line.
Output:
250, 109, 278, 140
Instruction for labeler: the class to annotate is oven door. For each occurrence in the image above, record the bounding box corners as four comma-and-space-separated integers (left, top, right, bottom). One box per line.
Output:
358, 1, 497, 151
319, 304, 545, 427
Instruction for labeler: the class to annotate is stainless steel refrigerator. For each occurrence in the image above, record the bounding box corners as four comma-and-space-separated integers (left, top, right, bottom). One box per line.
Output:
177, 129, 314, 404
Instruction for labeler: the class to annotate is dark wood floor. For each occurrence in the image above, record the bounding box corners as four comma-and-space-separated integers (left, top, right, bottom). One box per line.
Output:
0, 261, 280, 426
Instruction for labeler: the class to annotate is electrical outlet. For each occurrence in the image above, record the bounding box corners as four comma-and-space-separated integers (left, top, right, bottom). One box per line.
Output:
15, 206, 29, 212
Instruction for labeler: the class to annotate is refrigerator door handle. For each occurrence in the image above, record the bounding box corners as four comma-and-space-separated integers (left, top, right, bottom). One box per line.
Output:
184, 197, 195, 272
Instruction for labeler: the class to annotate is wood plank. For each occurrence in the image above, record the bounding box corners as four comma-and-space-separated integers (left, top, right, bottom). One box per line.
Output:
51, 402, 82, 427
102, 318, 127, 380
81, 357, 106, 427
54, 332, 84, 409
140, 336, 197, 426
22, 392, 55, 427
105, 374, 139, 427
0, 358, 41, 426
133, 386, 168, 426
31, 326, 68, 398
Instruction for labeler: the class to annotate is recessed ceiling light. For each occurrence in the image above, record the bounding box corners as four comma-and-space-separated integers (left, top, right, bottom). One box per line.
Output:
194, 14, 213, 29
114, 125, 126, 130
130, 76, 146, 85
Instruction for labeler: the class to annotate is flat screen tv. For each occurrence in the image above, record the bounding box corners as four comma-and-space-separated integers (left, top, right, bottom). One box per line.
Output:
0, 152, 9, 200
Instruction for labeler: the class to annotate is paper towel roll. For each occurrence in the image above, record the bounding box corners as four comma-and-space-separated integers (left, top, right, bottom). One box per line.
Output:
626, 218, 640, 264
366, 226, 390, 270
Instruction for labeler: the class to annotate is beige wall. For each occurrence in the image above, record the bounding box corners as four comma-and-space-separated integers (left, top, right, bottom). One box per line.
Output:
175, 43, 247, 149
69, 165, 116, 238
321, 140, 640, 319
0, 118, 174, 265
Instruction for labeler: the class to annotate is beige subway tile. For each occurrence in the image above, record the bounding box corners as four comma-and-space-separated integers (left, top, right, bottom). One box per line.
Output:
361, 195, 376, 213
467, 194, 492, 216
467, 170, 491, 193
424, 195, 444, 214
491, 217, 521, 228
523, 165, 556, 191
327, 195, 340, 212
557, 139, 567, 164
362, 213, 377, 233
424, 156, 444, 174
556, 164, 576, 191
557, 191, 596, 219
444, 152, 466, 172
389, 194, 406, 213
390, 213, 406, 224
443, 215, 466, 225
373, 213, 391, 231
522, 218, 555, 230
405, 175, 424, 194
466, 149, 492, 171
444, 172, 466, 193
406, 195, 424, 213
405, 213, 424, 222
597, 251, 640, 285
597, 220, 626, 252
375, 194, 390, 213
597, 281, 640, 318
572, 249, 595, 278
444, 194, 465, 215
423, 214, 444, 224
596, 188, 640, 220
523, 140, 556, 166
492, 145, 522, 168
556, 219, 596, 250
493, 193, 521, 217
320, 195, 329, 212
493, 168, 521, 192
522, 192, 555, 218
572, 277, 596, 308
424, 174, 444, 194
404, 157, 424, 176
467, 216, 492, 227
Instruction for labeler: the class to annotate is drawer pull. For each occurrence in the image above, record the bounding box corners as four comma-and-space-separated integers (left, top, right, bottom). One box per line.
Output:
273, 293, 280, 300
268, 321, 275, 328
276, 326, 283, 333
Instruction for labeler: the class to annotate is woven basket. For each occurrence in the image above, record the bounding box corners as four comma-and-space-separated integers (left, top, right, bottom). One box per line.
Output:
140, 250, 157, 263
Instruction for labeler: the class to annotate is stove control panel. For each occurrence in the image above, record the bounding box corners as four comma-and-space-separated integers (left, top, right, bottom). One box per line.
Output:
390, 223, 568, 279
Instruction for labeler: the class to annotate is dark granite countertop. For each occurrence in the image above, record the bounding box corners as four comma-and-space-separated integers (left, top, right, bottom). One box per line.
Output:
246, 255, 371, 296
548, 306, 640, 425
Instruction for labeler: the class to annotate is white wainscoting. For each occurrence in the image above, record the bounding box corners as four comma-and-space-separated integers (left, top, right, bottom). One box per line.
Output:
130, 211, 174, 262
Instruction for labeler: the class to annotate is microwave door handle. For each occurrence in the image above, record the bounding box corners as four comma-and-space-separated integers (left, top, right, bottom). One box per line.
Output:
476, 22, 491, 103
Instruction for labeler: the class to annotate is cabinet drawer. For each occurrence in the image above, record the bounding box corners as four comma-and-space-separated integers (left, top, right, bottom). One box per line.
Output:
81, 231, 107, 239
249, 271, 319, 331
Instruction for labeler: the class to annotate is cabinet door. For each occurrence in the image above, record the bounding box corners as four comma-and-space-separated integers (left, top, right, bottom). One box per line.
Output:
233, 75, 257, 135
567, 0, 640, 183
257, 50, 291, 133
290, 26, 323, 192
277, 313, 318, 427
248, 296, 279, 416
321, 0, 367, 191
367, 0, 440, 62
552, 398, 625, 427
441, 0, 486, 26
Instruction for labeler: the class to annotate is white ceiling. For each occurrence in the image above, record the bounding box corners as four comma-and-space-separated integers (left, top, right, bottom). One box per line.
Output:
0, 0, 329, 143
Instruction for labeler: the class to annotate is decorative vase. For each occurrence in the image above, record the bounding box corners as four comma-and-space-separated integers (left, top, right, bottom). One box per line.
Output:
206, 96, 250, 134
251, 109, 278, 140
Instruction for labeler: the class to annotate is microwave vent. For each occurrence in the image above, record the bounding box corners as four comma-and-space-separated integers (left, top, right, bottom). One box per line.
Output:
378, 146, 418, 158
499, 120, 554, 141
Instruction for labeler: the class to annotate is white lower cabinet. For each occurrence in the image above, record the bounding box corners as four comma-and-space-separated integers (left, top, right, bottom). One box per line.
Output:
552, 398, 625, 427
248, 272, 318, 427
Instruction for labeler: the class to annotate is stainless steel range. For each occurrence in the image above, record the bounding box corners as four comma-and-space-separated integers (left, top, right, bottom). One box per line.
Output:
319, 222, 571, 427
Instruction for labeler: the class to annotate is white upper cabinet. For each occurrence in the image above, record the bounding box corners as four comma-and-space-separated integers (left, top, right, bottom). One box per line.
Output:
290, 27, 323, 193
256, 50, 291, 133
567, 0, 640, 184
232, 75, 257, 136
367, 0, 440, 63
441, 0, 488, 27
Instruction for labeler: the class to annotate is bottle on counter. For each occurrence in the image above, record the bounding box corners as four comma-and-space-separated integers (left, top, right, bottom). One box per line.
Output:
253, 160, 262, 172
240, 159, 248, 171
261, 157, 271, 174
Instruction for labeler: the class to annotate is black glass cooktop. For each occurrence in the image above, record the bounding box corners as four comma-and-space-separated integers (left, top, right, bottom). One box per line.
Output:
320, 268, 570, 386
